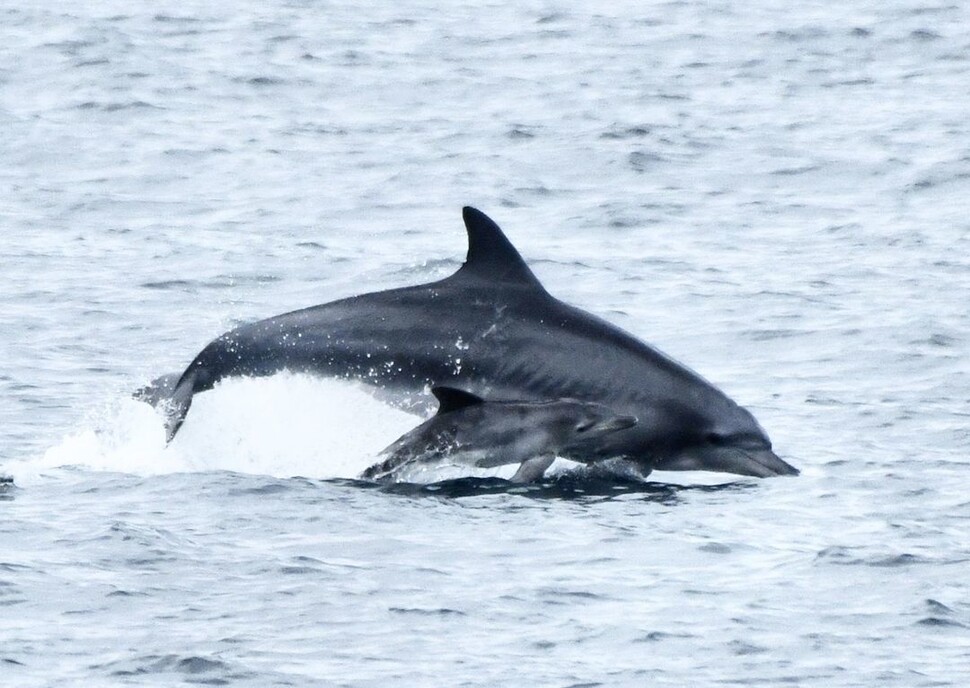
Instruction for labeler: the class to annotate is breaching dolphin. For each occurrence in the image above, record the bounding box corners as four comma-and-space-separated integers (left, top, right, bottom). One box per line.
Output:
361, 386, 638, 483
138, 206, 798, 479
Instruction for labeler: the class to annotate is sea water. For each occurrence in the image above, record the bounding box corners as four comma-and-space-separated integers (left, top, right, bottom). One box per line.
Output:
2, 2, 968, 685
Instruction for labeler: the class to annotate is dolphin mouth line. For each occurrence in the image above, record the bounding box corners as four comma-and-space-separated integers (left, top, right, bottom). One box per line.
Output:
590, 416, 638, 434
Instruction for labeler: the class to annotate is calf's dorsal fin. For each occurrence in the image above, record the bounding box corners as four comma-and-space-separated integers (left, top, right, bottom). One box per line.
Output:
432, 386, 485, 414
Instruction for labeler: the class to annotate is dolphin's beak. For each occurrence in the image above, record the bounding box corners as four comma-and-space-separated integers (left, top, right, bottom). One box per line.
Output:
655, 446, 799, 478
592, 415, 638, 434
723, 447, 800, 478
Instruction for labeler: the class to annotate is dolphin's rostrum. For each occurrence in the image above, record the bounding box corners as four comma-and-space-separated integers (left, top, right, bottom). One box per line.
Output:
138, 207, 798, 481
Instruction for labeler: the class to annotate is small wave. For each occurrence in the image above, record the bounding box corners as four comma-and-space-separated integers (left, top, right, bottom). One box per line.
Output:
917, 617, 967, 629
0, 475, 15, 501
100, 653, 249, 681
74, 100, 163, 112
139, 279, 202, 290
814, 547, 957, 567
600, 125, 651, 140
910, 29, 941, 42
506, 126, 538, 140
867, 553, 928, 567
152, 14, 202, 23
770, 164, 823, 176
388, 607, 467, 616
232, 75, 286, 86
628, 150, 667, 172
635, 631, 696, 642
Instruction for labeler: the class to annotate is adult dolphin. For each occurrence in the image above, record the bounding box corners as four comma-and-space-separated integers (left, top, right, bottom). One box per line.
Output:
141, 207, 798, 479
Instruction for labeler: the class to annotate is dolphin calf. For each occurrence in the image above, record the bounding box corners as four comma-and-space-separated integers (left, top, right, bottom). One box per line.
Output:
139, 206, 797, 479
361, 386, 638, 483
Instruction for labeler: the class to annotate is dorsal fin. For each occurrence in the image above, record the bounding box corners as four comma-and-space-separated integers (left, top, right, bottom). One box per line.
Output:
432, 386, 485, 414
457, 207, 544, 288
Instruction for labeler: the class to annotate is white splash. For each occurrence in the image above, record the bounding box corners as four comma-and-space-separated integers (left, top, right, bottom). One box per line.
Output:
19, 375, 421, 485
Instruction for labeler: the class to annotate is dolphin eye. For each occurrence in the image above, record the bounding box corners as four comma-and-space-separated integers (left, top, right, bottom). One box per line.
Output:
576, 420, 595, 433
706, 432, 726, 445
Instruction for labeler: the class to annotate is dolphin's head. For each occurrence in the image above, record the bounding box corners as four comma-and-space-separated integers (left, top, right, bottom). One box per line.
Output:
572, 405, 640, 438
648, 400, 799, 478
533, 399, 637, 452
551, 400, 638, 452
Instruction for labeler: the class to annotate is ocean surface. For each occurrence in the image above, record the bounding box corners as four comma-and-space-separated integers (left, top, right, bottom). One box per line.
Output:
2, 2, 969, 686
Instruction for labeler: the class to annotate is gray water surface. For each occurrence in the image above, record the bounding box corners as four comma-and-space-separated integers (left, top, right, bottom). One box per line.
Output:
2, 2, 969, 686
